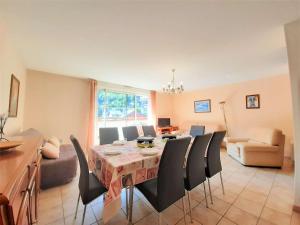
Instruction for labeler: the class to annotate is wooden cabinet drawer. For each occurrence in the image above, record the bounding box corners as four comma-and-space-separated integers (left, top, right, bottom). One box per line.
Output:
9, 169, 29, 223
16, 190, 30, 225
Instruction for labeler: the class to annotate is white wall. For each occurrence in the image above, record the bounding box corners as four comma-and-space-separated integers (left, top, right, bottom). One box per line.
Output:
285, 19, 300, 207
0, 24, 27, 135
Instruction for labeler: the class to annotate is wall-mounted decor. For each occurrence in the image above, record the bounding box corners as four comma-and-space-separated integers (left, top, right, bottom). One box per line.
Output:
194, 99, 211, 113
246, 94, 260, 109
8, 74, 20, 117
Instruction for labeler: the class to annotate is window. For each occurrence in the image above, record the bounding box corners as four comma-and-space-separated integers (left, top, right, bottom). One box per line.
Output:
96, 89, 150, 141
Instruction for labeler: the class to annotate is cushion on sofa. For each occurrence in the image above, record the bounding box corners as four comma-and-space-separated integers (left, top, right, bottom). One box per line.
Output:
41, 142, 59, 159
47, 136, 61, 148
248, 128, 282, 146
236, 142, 279, 152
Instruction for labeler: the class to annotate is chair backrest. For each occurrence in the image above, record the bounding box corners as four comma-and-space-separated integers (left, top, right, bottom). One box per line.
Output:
206, 131, 226, 177
157, 137, 191, 212
99, 127, 119, 145
186, 134, 212, 190
70, 135, 89, 202
122, 126, 139, 141
142, 125, 157, 137
190, 125, 205, 137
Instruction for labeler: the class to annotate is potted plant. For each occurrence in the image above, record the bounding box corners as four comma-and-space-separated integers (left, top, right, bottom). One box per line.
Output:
0, 113, 8, 141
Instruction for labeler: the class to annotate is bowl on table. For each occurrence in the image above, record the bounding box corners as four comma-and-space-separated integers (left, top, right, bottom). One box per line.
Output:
0, 141, 23, 152
137, 136, 155, 148
140, 148, 160, 156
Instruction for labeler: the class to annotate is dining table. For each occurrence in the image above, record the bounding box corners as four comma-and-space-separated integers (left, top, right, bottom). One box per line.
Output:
90, 138, 169, 224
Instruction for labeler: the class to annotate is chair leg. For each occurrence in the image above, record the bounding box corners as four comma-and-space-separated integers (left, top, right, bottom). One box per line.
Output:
81, 205, 87, 225
187, 191, 193, 223
75, 193, 80, 219
181, 197, 187, 225
203, 182, 208, 208
125, 187, 129, 218
220, 172, 225, 195
207, 178, 213, 204
128, 186, 134, 225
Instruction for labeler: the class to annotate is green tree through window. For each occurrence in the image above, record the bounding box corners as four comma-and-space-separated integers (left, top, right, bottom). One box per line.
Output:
97, 89, 149, 124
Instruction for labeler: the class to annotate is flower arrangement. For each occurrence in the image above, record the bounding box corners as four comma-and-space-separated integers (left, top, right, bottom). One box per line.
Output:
0, 113, 8, 141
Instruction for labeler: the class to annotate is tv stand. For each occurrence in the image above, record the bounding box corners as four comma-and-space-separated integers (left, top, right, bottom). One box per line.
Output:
157, 126, 179, 134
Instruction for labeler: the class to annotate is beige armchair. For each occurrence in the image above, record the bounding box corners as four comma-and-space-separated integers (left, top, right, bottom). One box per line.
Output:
226, 128, 285, 167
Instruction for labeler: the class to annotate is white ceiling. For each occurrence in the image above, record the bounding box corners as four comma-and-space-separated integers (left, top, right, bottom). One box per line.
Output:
0, 1, 299, 91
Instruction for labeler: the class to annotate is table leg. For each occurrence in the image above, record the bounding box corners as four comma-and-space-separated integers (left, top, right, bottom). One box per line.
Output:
128, 185, 134, 225
125, 187, 129, 218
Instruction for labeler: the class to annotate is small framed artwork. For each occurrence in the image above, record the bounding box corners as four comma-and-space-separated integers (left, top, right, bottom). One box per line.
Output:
8, 74, 20, 117
194, 99, 211, 113
246, 94, 260, 109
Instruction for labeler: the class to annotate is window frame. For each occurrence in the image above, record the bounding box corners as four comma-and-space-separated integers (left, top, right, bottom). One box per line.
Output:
97, 88, 151, 127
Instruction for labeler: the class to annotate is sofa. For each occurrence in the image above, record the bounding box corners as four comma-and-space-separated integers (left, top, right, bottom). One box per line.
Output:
40, 144, 77, 189
226, 128, 285, 167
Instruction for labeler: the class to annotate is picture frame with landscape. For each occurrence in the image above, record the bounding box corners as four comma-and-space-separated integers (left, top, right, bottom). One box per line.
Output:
194, 99, 211, 113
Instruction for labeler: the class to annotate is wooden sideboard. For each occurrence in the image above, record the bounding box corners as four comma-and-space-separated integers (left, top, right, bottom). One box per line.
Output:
157, 126, 179, 134
0, 129, 43, 225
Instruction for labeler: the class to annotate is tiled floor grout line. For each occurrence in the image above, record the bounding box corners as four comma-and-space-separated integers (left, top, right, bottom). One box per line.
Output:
256, 171, 278, 225
216, 168, 259, 225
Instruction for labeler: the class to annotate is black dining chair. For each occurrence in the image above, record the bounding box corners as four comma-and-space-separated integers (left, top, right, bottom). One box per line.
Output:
205, 131, 226, 204
190, 125, 205, 137
99, 127, 119, 145
184, 134, 212, 222
70, 135, 107, 225
142, 125, 157, 137
122, 126, 139, 141
135, 137, 191, 225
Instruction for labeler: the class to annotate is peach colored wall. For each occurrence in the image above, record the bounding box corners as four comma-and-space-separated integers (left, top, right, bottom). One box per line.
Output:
155, 92, 174, 123
24, 70, 90, 150
169, 75, 294, 157
0, 24, 27, 135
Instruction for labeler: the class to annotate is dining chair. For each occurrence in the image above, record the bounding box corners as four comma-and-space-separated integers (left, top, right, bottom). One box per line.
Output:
205, 131, 226, 204
135, 137, 192, 225
142, 125, 157, 137
184, 133, 212, 222
122, 126, 139, 141
99, 127, 119, 145
189, 125, 205, 137
70, 135, 107, 225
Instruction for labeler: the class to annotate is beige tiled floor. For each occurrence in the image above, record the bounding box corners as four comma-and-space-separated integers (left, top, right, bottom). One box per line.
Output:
38, 150, 300, 225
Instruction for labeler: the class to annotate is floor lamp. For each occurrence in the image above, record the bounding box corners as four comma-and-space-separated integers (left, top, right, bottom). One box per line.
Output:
219, 101, 229, 137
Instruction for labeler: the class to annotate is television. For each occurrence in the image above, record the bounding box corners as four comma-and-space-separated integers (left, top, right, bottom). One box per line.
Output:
158, 118, 171, 127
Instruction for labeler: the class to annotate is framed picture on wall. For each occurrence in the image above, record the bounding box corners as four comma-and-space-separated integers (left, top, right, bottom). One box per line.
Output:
246, 94, 260, 109
8, 74, 20, 117
194, 99, 211, 113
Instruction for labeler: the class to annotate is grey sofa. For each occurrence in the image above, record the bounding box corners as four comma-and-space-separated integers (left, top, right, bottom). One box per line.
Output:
40, 144, 77, 189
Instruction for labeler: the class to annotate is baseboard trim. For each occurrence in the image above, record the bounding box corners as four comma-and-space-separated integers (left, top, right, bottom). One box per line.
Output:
293, 205, 300, 212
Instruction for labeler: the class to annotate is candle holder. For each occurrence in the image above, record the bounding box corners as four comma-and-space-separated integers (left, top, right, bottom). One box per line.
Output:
0, 113, 8, 142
